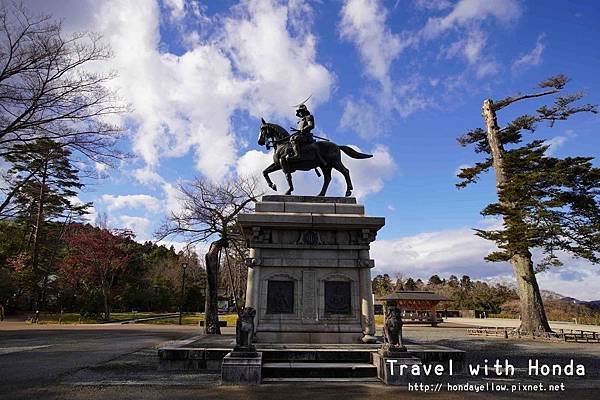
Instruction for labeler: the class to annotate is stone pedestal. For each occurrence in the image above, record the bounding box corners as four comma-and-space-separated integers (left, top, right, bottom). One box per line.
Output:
221, 352, 263, 385
237, 195, 385, 344
372, 351, 423, 385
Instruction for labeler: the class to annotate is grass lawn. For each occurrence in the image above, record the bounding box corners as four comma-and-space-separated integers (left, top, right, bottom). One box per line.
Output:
144, 313, 239, 326
36, 312, 380, 326
36, 312, 175, 324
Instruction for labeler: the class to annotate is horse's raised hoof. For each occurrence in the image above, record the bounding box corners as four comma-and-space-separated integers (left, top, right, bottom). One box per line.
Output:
269, 184, 277, 191
345, 189, 352, 197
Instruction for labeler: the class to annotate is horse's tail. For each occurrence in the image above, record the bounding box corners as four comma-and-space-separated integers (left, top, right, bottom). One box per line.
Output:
339, 145, 372, 159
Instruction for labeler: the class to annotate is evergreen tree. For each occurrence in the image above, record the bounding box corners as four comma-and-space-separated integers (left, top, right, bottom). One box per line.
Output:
5, 139, 89, 308
404, 278, 418, 291
428, 274, 443, 286
372, 274, 393, 295
457, 75, 599, 334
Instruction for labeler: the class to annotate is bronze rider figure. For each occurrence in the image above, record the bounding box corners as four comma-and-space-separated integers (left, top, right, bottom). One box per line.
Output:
287, 103, 315, 162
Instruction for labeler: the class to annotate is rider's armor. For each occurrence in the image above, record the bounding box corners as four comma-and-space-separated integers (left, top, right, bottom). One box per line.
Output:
288, 105, 314, 161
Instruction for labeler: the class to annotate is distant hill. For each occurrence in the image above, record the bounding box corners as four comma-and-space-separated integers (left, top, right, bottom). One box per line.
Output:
585, 300, 600, 310
560, 296, 587, 304
541, 289, 566, 301
540, 290, 600, 308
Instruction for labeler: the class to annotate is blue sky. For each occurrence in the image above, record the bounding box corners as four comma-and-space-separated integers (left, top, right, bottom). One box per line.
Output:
23, 0, 600, 299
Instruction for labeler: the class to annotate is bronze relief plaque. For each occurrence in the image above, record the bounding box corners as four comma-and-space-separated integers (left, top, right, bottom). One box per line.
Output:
324, 281, 351, 314
266, 280, 294, 314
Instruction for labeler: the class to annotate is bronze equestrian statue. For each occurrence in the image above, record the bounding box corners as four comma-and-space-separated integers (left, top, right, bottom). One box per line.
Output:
258, 103, 372, 197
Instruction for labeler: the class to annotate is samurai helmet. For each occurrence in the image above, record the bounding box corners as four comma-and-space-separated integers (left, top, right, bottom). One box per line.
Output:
293, 95, 311, 116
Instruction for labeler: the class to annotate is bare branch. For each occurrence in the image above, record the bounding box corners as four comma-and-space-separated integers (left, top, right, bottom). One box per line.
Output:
0, 3, 128, 163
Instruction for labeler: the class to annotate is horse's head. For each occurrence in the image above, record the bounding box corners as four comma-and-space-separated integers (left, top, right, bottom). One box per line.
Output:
258, 118, 289, 149
258, 118, 268, 146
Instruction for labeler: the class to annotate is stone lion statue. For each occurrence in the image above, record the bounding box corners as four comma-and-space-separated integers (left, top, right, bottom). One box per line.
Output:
383, 306, 406, 351
235, 307, 256, 350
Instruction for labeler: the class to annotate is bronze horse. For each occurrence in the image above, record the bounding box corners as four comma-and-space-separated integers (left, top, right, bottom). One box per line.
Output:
258, 118, 372, 197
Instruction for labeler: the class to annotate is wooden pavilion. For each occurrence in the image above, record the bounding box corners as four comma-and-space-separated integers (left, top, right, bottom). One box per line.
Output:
375, 291, 450, 326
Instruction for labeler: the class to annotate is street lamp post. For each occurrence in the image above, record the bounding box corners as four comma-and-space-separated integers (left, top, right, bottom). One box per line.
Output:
178, 262, 188, 325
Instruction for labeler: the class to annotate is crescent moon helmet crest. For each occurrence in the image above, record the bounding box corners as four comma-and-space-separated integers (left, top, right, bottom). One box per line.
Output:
292, 95, 312, 109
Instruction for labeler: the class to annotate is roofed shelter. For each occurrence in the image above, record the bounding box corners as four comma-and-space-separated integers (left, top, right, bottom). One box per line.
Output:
375, 291, 450, 326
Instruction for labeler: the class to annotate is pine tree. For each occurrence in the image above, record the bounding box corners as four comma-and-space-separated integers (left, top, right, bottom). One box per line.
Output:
457, 75, 600, 334
372, 274, 393, 295
5, 139, 89, 309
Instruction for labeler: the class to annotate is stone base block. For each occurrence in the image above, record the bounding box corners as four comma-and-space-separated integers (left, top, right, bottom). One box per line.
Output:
361, 334, 379, 344
158, 348, 206, 371
256, 331, 363, 344
373, 352, 422, 385
221, 352, 262, 385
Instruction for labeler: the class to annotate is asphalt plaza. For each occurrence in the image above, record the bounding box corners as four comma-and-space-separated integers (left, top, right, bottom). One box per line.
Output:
1, 320, 600, 399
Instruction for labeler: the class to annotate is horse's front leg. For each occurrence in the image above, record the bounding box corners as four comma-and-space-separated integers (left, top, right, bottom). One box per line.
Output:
284, 172, 294, 195
263, 163, 280, 191
318, 166, 332, 196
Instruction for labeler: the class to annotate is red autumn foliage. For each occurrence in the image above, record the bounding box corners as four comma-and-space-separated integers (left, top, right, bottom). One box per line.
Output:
61, 225, 134, 320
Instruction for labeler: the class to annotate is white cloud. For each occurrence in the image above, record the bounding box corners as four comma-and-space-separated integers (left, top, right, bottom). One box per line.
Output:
543, 135, 567, 155
0, 157, 11, 191
101, 194, 161, 213
422, 0, 521, 38
340, 98, 387, 139
164, 0, 186, 20
221, 0, 333, 120
340, 79, 430, 139
119, 215, 152, 238
94, 162, 108, 173
338, 0, 429, 139
132, 167, 164, 186
89, 0, 333, 182
372, 226, 506, 279
512, 34, 546, 73
155, 238, 203, 254
332, 145, 397, 199
161, 180, 186, 217
70, 196, 98, 226
371, 222, 600, 301
537, 264, 600, 301
340, 0, 409, 93
413, 0, 452, 11
422, 0, 521, 79
441, 23, 498, 78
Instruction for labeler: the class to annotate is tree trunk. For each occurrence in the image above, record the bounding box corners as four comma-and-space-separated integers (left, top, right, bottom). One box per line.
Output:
102, 286, 111, 321
482, 99, 552, 334
30, 158, 48, 310
511, 250, 551, 333
204, 239, 223, 334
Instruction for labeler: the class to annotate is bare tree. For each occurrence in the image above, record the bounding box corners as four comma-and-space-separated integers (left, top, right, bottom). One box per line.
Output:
0, 3, 127, 214
156, 175, 262, 334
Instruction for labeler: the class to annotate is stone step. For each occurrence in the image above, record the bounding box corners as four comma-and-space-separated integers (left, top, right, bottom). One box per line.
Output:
262, 362, 377, 379
261, 349, 373, 363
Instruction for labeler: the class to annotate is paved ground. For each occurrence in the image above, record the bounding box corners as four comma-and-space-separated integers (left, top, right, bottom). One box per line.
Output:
447, 317, 600, 333
1, 321, 599, 400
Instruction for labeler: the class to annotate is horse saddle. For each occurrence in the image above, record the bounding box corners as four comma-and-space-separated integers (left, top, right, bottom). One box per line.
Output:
285, 142, 319, 163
